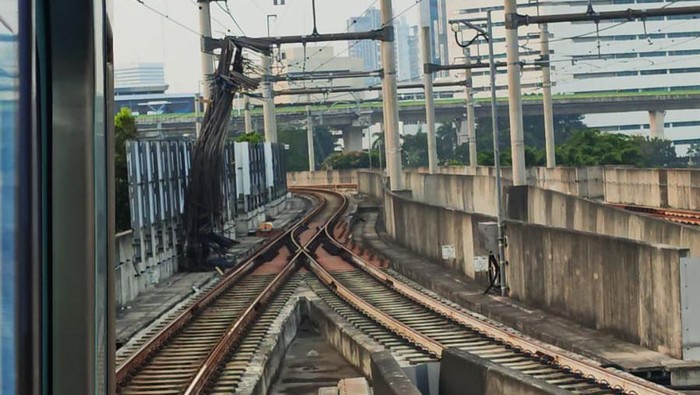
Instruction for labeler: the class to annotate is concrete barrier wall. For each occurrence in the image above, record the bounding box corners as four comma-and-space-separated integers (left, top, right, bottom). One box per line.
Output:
508, 186, 700, 257
370, 351, 422, 395
506, 220, 688, 358
603, 168, 700, 210
440, 348, 569, 395
114, 230, 179, 307
359, 172, 495, 281
286, 169, 365, 186
404, 172, 500, 217
359, 172, 690, 358
412, 166, 604, 199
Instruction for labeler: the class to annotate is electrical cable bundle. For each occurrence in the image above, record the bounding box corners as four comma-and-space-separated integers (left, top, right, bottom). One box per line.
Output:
183, 37, 258, 270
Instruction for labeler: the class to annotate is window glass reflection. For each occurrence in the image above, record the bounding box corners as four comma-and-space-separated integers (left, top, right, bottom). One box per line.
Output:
0, 2, 19, 395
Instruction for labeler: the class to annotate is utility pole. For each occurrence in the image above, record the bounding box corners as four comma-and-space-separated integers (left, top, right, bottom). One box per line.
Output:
306, 106, 315, 171
243, 95, 253, 134
380, 0, 404, 190
262, 54, 278, 143
197, 0, 214, 138
504, 0, 526, 185
486, 10, 508, 297
421, 25, 438, 174
540, 23, 555, 168
464, 47, 477, 167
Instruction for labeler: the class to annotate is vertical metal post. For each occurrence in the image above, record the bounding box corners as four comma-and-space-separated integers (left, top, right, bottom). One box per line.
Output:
421, 26, 438, 173
504, 0, 526, 185
487, 11, 508, 297
198, 0, 214, 132
243, 95, 253, 134
540, 23, 556, 168
380, 0, 404, 190
262, 54, 278, 143
306, 106, 315, 171
464, 47, 477, 167
197, 0, 214, 100
194, 94, 202, 137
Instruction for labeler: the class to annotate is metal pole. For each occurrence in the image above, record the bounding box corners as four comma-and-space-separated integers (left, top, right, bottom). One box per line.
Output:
464, 47, 477, 167
306, 106, 315, 171
243, 95, 252, 134
367, 127, 373, 170
540, 23, 556, 168
504, 0, 526, 185
487, 11, 508, 297
421, 26, 438, 173
380, 0, 404, 190
262, 54, 278, 142
197, 0, 214, 138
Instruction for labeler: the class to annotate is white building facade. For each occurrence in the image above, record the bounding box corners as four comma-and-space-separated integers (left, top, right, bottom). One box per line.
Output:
444, 0, 700, 150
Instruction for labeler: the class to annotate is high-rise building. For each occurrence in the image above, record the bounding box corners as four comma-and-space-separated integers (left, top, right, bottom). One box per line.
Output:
428, 0, 449, 71
396, 17, 421, 82
275, 45, 366, 103
544, 0, 700, 146
115, 63, 168, 95
347, 8, 382, 81
445, 0, 700, 148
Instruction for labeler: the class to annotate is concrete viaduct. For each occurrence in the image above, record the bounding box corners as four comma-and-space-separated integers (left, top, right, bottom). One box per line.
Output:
137, 92, 700, 150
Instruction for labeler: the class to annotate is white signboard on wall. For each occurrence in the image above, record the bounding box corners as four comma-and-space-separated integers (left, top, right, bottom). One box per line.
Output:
441, 245, 456, 259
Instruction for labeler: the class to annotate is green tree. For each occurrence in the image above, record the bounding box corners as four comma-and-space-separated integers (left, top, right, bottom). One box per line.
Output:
322, 151, 380, 169
234, 132, 264, 143
401, 132, 429, 168
115, 107, 137, 231
278, 125, 337, 171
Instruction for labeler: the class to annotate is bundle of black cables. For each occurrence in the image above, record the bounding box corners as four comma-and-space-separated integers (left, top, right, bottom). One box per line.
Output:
183, 38, 259, 270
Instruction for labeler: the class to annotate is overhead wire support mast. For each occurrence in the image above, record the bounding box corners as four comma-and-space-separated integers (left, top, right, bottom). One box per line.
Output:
507, 5, 700, 27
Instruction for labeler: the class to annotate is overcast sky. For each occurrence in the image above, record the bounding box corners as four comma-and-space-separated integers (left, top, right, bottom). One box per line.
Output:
114, 0, 419, 93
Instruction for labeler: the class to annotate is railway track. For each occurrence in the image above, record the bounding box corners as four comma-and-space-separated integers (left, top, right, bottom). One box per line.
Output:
610, 203, 700, 226
301, 188, 679, 395
115, 190, 343, 394
116, 187, 680, 395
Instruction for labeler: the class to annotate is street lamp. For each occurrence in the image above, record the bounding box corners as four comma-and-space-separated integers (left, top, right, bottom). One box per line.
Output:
453, 10, 508, 297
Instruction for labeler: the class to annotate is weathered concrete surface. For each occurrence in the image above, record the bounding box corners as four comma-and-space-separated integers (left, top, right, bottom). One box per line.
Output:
114, 230, 179, 307
440, 348, 569, 395
268, 319, 363, 395
359, 171, 694, 360
506, 185, 700, 257
305, 292, 387, 379
370, 351, 422, 395
287, 169, 364, 187
352, 209, 694, 379
507, 219, 689, 359
602, 167, 700, 210
236, 294, 304, 395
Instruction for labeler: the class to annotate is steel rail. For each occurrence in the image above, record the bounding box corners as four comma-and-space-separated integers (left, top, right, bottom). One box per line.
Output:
115, 193, 326, 388
318, 189, 679, 395
182, 188, 347, 394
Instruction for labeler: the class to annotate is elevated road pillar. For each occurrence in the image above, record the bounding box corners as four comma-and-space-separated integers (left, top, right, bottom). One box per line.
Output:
342, 127, 365, 152
649, 110, 666, 139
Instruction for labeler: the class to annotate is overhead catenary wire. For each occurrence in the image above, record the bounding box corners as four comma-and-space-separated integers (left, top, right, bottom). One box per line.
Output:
133, 0, 201, 36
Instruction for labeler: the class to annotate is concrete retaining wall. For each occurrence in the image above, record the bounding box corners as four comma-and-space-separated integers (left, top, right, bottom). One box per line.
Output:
404, 172, 499, 217
603, 167, 700, 210
440, 348, 569, 395
358, 171, 692, 358
287, 169, 365, 186
506, 220, 688, 358
114, 230, 179, 307
507, 186, 700, 257
413, 166, 604, 199
370, 351, 422, 395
